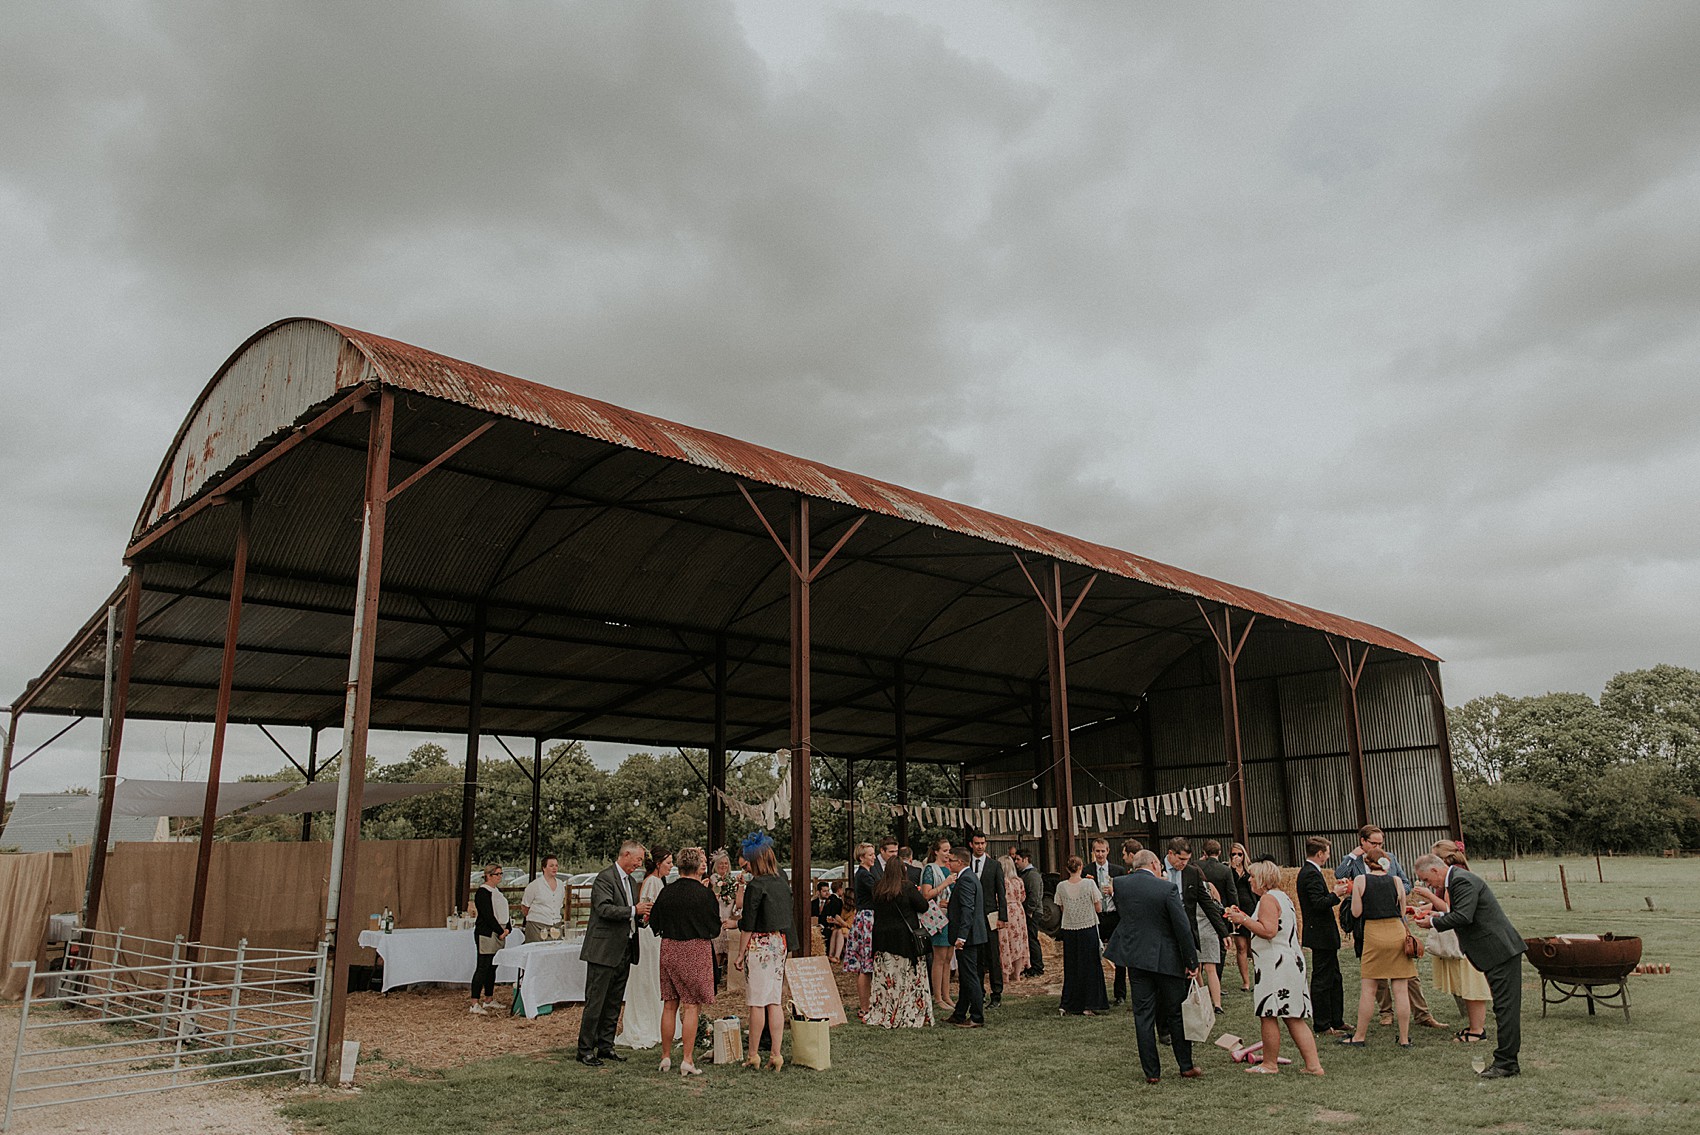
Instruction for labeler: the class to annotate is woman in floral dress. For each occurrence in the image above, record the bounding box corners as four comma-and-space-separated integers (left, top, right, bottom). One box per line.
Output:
1225, 859, 1323, 1075
842, 842, 879, 1019
997, 852, 1030, 983
866, 851, 934, 1028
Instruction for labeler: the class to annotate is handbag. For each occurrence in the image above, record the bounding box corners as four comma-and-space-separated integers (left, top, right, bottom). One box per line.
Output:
902, 905, 931, 958
1427, 927, 1464, 960
1181, 978, 1215, 1043
477, 932, 504, 955
919, 901, 949, 936
1402, 924, 1425, 959
710, 1016, 743, 1065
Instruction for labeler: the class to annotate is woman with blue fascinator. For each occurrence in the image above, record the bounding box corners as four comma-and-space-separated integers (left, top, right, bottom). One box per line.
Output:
735, 831, 796, 1070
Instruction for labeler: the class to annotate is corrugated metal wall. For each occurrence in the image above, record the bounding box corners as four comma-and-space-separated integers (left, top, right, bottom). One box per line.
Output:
964, 635, 1453, 868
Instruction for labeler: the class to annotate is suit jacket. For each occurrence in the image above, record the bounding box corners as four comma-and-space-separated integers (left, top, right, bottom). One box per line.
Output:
947, 865, 988, 947
580, 863, 640, 969
1085, 860, 1125, 918
906, 862, 923, 886
1164, 862, 1227, 941
1103, 869, 1197, 976
1296, 860, 1341, 950
1018, 864, 1046, 918
972, 854, 1008, 920
1197, 856, 1236, 918
1430, 868, 1525, 973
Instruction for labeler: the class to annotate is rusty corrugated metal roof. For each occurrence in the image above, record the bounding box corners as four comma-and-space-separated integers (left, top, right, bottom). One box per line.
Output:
316, 320, 1435, 661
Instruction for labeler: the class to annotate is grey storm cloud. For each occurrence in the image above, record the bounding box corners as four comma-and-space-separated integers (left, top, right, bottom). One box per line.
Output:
1, 0, 1697, 793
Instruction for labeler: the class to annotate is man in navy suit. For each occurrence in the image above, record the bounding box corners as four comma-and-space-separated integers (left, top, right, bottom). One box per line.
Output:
1104, 850, 1200, 1082
945, 847, 988, 1027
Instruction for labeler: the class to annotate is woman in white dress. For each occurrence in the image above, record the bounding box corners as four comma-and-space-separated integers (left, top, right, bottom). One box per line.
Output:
1224, 859, 1323, 1076
615, 847, 672, 1049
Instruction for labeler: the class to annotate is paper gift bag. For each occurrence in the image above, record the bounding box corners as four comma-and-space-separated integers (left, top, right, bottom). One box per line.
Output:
788, 1005, 831, 1071
725, 931, 746, 995
710, 1016, 743, 1065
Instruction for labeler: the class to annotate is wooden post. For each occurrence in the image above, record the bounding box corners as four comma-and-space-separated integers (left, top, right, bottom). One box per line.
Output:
1559, 864, 1572, 911
1595, 853, 1603, 884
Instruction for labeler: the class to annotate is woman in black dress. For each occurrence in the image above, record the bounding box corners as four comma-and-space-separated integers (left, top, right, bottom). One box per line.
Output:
1230, 843, 1257, 992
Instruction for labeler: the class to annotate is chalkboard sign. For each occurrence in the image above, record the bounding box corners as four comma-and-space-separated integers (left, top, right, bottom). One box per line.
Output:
784, 955, 848, 1026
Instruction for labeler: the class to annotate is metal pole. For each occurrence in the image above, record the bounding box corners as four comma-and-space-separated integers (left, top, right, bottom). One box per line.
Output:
0, 707, 19, 826
708, 634, 727, 856
894, 661, 908, 849
788, 498, 813, 952
844, 757, 856, 863
1339, 663, 1371, 830
319, 389, 393, 1083
458, 605, 487, 908
1031, 683, 1049, 872
300, 729, 319, 842
5, 961, 37, 1132
189, 499, 251, 946
1425, 660, 1462, 838
529, 736, 542, 880
1046, 565, 1077, 868
84, 569, 141, 936
224, 938, 247, 1053
1218, 648, 1250, 852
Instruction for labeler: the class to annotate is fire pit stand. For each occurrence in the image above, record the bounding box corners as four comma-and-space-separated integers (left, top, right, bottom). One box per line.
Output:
1523, 934, 1641, 1023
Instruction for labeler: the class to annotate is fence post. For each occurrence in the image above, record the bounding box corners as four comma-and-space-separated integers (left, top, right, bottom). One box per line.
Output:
1559, 864, 1572, 911
158, 936, 183, 1041
306, 941, 330, 1083
104, 927, 126, 1009
4, 962, 37, 1133
225, 939, 247, 1055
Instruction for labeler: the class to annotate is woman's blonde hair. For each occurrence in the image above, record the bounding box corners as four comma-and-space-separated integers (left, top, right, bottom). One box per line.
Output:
1431, 839, 1469, 868
854, 842, 875, 864
1247, 859, 1282, 892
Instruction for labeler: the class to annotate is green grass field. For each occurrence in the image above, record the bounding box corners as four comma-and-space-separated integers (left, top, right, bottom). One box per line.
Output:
285, 856, 1699, 1135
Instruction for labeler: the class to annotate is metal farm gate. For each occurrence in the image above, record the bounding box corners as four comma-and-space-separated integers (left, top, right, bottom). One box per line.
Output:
5, 929, 326, 1130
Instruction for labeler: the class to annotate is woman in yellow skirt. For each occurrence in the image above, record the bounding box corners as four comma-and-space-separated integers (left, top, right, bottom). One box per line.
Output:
1412, 839, 1491, 1044
1341, 848, 1416, 1048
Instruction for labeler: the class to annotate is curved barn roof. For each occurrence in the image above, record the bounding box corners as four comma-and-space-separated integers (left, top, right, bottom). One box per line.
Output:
15, 318, 1435, 764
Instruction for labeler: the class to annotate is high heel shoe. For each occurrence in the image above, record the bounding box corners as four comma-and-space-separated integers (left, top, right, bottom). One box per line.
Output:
741, 1057, 761, 1069
658, 1057, 671, 1073
765, 1055, 784, 1072
680, 1062, 702, 1076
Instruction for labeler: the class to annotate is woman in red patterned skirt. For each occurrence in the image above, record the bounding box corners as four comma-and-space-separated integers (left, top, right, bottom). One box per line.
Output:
647, 847, 724, 1075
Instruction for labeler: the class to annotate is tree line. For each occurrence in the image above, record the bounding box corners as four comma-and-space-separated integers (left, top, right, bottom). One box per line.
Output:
1449, 664, 1700, 856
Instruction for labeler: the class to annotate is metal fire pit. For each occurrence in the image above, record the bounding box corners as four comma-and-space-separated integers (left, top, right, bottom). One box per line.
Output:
1523, 933, 1642, 1022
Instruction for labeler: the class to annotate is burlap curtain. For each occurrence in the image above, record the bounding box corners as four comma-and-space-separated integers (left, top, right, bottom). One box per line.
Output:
0, 853, 55, 999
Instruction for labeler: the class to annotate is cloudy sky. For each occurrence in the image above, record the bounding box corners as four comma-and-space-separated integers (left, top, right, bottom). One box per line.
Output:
3, 1, 1696, 796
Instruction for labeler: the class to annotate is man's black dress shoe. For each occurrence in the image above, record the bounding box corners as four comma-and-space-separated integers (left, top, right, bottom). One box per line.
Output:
1477, 1066, 1519, 1079
597, 1049, 627, 1062
988, 996, 1002, 1009
576, 1054, 603, 1068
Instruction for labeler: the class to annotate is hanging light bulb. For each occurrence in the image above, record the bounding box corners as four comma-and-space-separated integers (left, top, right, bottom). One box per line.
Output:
979, 800, 987, 808
1031, 782, 1038, 791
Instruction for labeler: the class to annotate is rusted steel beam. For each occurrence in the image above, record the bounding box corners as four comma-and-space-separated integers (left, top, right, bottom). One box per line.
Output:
5, 717, 84, 773
188, 499, 251, 946
1422, 661, 1462, 838
321, 389, 393, 1084
301, 729, 319, 841
128, 386, 369, 561
1326, 636, 1373, 830
382, 419, 496, 503
787, 497, 814, 952
708, 635, 727, 855
1197, 602, 1256, 853
1013, 557, 1095, 868
529, 736, 543, 880
84, 569, 141, 936
459, 605, 487, 909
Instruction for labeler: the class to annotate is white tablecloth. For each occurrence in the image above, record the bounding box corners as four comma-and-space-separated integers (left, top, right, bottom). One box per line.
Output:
358, 927, 520, 992
490, 938, 589, 1017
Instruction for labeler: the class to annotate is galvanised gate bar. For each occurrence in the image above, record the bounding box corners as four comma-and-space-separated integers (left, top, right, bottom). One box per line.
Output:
6, 317, 1457, 1077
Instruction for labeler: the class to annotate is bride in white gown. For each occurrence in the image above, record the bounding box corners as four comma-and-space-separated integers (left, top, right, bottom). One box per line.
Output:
615, 849, 671, 1049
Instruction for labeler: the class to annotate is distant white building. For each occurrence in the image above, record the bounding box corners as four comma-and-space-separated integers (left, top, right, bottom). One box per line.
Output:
1, 793, 168, 852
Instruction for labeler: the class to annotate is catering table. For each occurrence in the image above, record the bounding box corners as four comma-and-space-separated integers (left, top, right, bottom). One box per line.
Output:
490, 937, 590, 1018
357, 927, 521, 992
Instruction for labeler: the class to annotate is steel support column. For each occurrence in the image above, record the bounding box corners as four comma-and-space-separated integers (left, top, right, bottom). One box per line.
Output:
1198, 603, 1255, 853
737, 486, 864, 956
893, 660, 908, 849
320, 389, 393, 1083
526, 737, 543, 878
458, 606, 487, 906
1327, 636, 1372, 830
708, 635, 727, 855
786, 499, 814, 948
83, 569, 141, 936
1423, 661, 1462, 838
1031, 683, 1049, 871
844, 757, 856, 865
301, 729, 319, 842
0, 708, 18, 820
188, 499, 251, 946
1014, 558, 1095, 868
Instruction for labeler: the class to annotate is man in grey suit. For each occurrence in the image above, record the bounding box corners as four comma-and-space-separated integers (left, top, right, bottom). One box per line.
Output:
1413, 854, 1526, 1078
576, 840, 654, 1067
1013, 847, 1046, 977
945, 847, 988, 1027
1104, 850, 1201, 1083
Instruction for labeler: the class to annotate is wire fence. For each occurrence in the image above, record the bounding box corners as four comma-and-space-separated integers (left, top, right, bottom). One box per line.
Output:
4, 928, 326, 1131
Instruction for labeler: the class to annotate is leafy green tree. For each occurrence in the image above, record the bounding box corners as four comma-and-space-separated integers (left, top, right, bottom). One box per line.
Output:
1573, 762, 1691, 854
1458, 780, 1569, 857
1448, 693, 1521, 784
1498, 692, 1623, 793
1601, 665, 1700, 791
